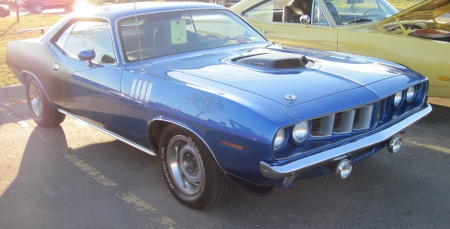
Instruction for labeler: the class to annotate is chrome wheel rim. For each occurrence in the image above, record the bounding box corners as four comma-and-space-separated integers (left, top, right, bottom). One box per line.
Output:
28, 81, 43, 118
167, 135, 204, 195
217, 0, 226, 6
34, 5, 43, 13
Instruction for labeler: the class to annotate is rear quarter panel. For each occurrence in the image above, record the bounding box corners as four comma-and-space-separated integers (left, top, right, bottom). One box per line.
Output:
6, 39, 61, 101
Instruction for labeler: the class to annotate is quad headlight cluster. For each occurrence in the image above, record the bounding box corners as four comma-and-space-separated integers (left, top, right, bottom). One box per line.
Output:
393, 86, 417, 108
273, 121, 310, 150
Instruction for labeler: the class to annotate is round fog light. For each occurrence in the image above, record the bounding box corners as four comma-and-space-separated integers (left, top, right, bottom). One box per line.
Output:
388, 136, 402, 153
336, 159, 352, 179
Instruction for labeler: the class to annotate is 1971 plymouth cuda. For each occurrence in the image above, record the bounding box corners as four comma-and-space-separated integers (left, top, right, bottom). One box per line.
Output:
231, 0, 450, 98
7, 2, 431, 209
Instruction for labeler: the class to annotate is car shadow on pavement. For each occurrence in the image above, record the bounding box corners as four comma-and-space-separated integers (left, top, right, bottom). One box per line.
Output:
1, 103, 450, 228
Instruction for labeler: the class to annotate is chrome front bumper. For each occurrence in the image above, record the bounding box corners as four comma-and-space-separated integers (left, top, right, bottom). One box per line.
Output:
260, 104, 432, 180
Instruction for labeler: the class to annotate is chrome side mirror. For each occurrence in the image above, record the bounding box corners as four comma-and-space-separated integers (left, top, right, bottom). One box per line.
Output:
300, 15, 310, 27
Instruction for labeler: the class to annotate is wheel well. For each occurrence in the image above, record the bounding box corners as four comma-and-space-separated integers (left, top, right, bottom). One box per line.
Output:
147, 121, 211, 158
20, 72, 30, 85
148, 121, 173, 152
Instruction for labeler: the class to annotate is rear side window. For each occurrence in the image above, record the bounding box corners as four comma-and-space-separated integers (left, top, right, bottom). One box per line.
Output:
54, 20, 116, 64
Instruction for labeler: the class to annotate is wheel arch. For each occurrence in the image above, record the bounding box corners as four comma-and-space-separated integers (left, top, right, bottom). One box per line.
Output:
147, 118, 277, 194
22, 71, 58, 110
148, 118, 225, 172
23, 71, 47, 98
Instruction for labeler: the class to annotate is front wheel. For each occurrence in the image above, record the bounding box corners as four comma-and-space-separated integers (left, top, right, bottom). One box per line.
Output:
216, 0, 227, 7
159, 126, 233, 209
31, 4, 43, 13
64, 3, 74, 12
26, 76, 65, 127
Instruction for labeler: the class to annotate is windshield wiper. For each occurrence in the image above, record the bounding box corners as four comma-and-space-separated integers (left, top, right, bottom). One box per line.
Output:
348, 18, 373, 24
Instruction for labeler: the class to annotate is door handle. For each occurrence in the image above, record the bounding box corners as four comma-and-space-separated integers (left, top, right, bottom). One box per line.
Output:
263, 30, 274, 34
53, 63, 60, 72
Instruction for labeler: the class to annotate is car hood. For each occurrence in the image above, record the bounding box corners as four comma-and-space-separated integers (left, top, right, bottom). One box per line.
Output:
371, 0, 450, 28
153, 47, 421, 115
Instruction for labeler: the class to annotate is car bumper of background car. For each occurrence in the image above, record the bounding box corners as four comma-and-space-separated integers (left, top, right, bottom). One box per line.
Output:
260, 103, 432, 181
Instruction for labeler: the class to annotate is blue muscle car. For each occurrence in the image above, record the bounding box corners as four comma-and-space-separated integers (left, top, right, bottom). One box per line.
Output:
6, 2, 432, 209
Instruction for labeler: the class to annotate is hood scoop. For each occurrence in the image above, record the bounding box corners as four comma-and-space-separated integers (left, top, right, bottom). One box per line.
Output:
231, 53, 310, 70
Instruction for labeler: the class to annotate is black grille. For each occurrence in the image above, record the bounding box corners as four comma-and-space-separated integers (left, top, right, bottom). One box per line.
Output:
353, 108, 360, 125
311, 118, 321, 133
334, 112, 342, 128
274, 59, 302, 68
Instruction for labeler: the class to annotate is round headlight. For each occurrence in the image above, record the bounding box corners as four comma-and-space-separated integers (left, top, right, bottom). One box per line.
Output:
406, 86, 415, 103
273, 128, 286, 150
293, 121, 309, 143
393, 91, 403, 107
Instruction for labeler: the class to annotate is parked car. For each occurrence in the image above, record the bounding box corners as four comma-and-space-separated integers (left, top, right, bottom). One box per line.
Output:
214, 0, 240, 7
0, 3, 10, 17
7, 2, 431, 209
19, 0, 75, 13
231, 0, 450, 98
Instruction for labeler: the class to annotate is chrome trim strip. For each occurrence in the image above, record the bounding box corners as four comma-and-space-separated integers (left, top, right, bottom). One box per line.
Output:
140, 81, 148, 101
145, 82, 153, 102
59, 109, 156, 156
261, 104, 432, 179
130, 78, 137, 98
135, 79, 143, 99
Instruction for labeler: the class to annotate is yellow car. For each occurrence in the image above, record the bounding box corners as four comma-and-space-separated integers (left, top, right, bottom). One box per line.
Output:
231, 0, 450, 98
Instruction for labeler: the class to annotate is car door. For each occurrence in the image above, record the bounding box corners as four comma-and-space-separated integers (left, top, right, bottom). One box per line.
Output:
49, 18, 125, 133
242, 0, 338, 51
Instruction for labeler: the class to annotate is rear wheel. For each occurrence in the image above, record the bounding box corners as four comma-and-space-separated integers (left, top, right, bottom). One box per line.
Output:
159, 126, 233, 209
26, 76, 65, 127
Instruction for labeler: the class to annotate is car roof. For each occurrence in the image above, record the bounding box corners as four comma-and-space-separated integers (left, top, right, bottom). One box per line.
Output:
70, 2, 226, 21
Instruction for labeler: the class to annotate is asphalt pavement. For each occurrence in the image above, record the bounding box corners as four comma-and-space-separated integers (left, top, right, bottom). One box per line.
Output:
1, 85, 450, 228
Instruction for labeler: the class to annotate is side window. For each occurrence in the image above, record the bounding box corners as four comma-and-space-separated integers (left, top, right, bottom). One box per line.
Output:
54, 20, 116, 64
312, 2, 330, 25
243, 0, 295, 22
243, 0, 276, 22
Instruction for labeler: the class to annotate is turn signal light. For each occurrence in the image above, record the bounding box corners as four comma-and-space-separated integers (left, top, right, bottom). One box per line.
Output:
438, 76, 449, 82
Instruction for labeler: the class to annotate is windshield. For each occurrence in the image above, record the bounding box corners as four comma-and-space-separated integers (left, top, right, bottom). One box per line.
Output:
118, 9, 266, 62
325, 0, 399, 25
328, 0, 425, 25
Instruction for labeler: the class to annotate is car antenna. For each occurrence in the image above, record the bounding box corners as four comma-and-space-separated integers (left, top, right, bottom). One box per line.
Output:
132, 0, 146, 74
354, 9, 357, 31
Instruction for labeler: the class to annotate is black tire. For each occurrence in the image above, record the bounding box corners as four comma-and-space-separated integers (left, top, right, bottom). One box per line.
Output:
26, 76, 65, 127
159, 126, 233, 209
31, 4, 43, 14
